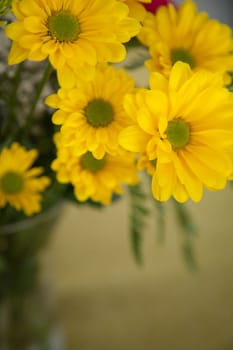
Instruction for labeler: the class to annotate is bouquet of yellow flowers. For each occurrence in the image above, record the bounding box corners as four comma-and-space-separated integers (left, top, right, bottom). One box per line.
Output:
1, 0, 233, 263
1, 0, 233, 347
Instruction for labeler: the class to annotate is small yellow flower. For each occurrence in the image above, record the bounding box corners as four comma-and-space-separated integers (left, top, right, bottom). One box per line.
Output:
52, 133, 138, 205
46, 64, 136, 159
5, 0, 140, 88
121, 0, 152, 21
138, 1, 233, 84
0, 143, 50, 215
119, 62, 233, 202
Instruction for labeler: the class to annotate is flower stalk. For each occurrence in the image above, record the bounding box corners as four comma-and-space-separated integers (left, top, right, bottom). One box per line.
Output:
23, 62, 53, 137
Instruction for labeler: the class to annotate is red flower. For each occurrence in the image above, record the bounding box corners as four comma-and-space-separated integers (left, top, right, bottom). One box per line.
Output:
143, 0, 176, 13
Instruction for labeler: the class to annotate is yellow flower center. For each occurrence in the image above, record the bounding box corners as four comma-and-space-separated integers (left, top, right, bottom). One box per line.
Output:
84, 99, 114, 127
166, 118, 190, 149
170, 48, 195, 68
48, 11, 80, 42
81, 152, 106, 172
0, 171, 24, 194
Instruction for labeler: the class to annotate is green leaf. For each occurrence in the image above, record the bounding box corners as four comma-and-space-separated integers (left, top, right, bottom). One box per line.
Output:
154, 200, 166, 243
181, 240, 198, 272
172, 199, 198, 270
172, 199, 197, 236
130, 229, 143, 265
134, 205, 150, 215
128, 184, 149, 265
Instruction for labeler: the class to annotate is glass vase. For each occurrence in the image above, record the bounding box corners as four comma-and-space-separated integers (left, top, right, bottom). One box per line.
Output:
0, 203, 65, 350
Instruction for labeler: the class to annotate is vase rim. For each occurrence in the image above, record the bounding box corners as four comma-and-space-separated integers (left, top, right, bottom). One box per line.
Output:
0, 202, 64, 235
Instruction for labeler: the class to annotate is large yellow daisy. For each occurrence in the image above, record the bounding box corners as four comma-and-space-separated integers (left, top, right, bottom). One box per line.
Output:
121, 0, 152, 21
46, 63, 136, 159
138, 1, 233, 84
119, 62, 233, 202
0, 143, 50, 215
52, 133, 138, 205
5, 0, 140, 88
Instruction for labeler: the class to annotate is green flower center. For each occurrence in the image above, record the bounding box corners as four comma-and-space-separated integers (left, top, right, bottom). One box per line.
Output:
84, 99, 114, 128
170, 48, 195, 68
166, 118, 190, 149
81, 152, 106, 172
0, 171, 24, 194
150, 159, 157, 168
48, 11, 80, 42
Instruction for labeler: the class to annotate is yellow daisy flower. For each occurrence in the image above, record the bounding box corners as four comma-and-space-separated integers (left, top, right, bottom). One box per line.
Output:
52, 133, 138, 205
0, 143, 50, 215
46, 64, 136, 159
5, 0, 141, 88
119, 62, 233, 203
121, 0, 152, 21
138, 1, 233, 84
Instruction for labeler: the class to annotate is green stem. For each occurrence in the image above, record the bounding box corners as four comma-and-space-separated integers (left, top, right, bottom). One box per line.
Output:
23, 62, 53, 136
9, 63, 23, 119
2, 63, 23, 140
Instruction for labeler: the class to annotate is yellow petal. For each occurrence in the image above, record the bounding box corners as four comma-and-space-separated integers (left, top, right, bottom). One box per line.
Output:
56, 65, 76, 89
173, 183, 189, 203
119, 125, 149, 153
169, 62, 192, 91
45, 93, 60, 108
182, 148, 227, 190
8, 42, 28, 65
24, 16, 46, 33
152, 162, 175, 202
52, 110, 67, 125
174, 151, 203, 202
149, 72, 168, 93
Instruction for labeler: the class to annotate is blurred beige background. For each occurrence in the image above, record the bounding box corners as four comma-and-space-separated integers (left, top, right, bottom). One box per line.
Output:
41, 185, 233, 350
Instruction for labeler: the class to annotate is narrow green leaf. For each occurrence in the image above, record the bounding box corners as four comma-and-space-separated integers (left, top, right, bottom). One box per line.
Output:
128, 184, 149, 265
172, 199, 197, 236
172, 199, 198, 270
134, 205, 150, 215
154, 200, 166, 243
130, 229, 143, 265
181, 240, 198, 272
